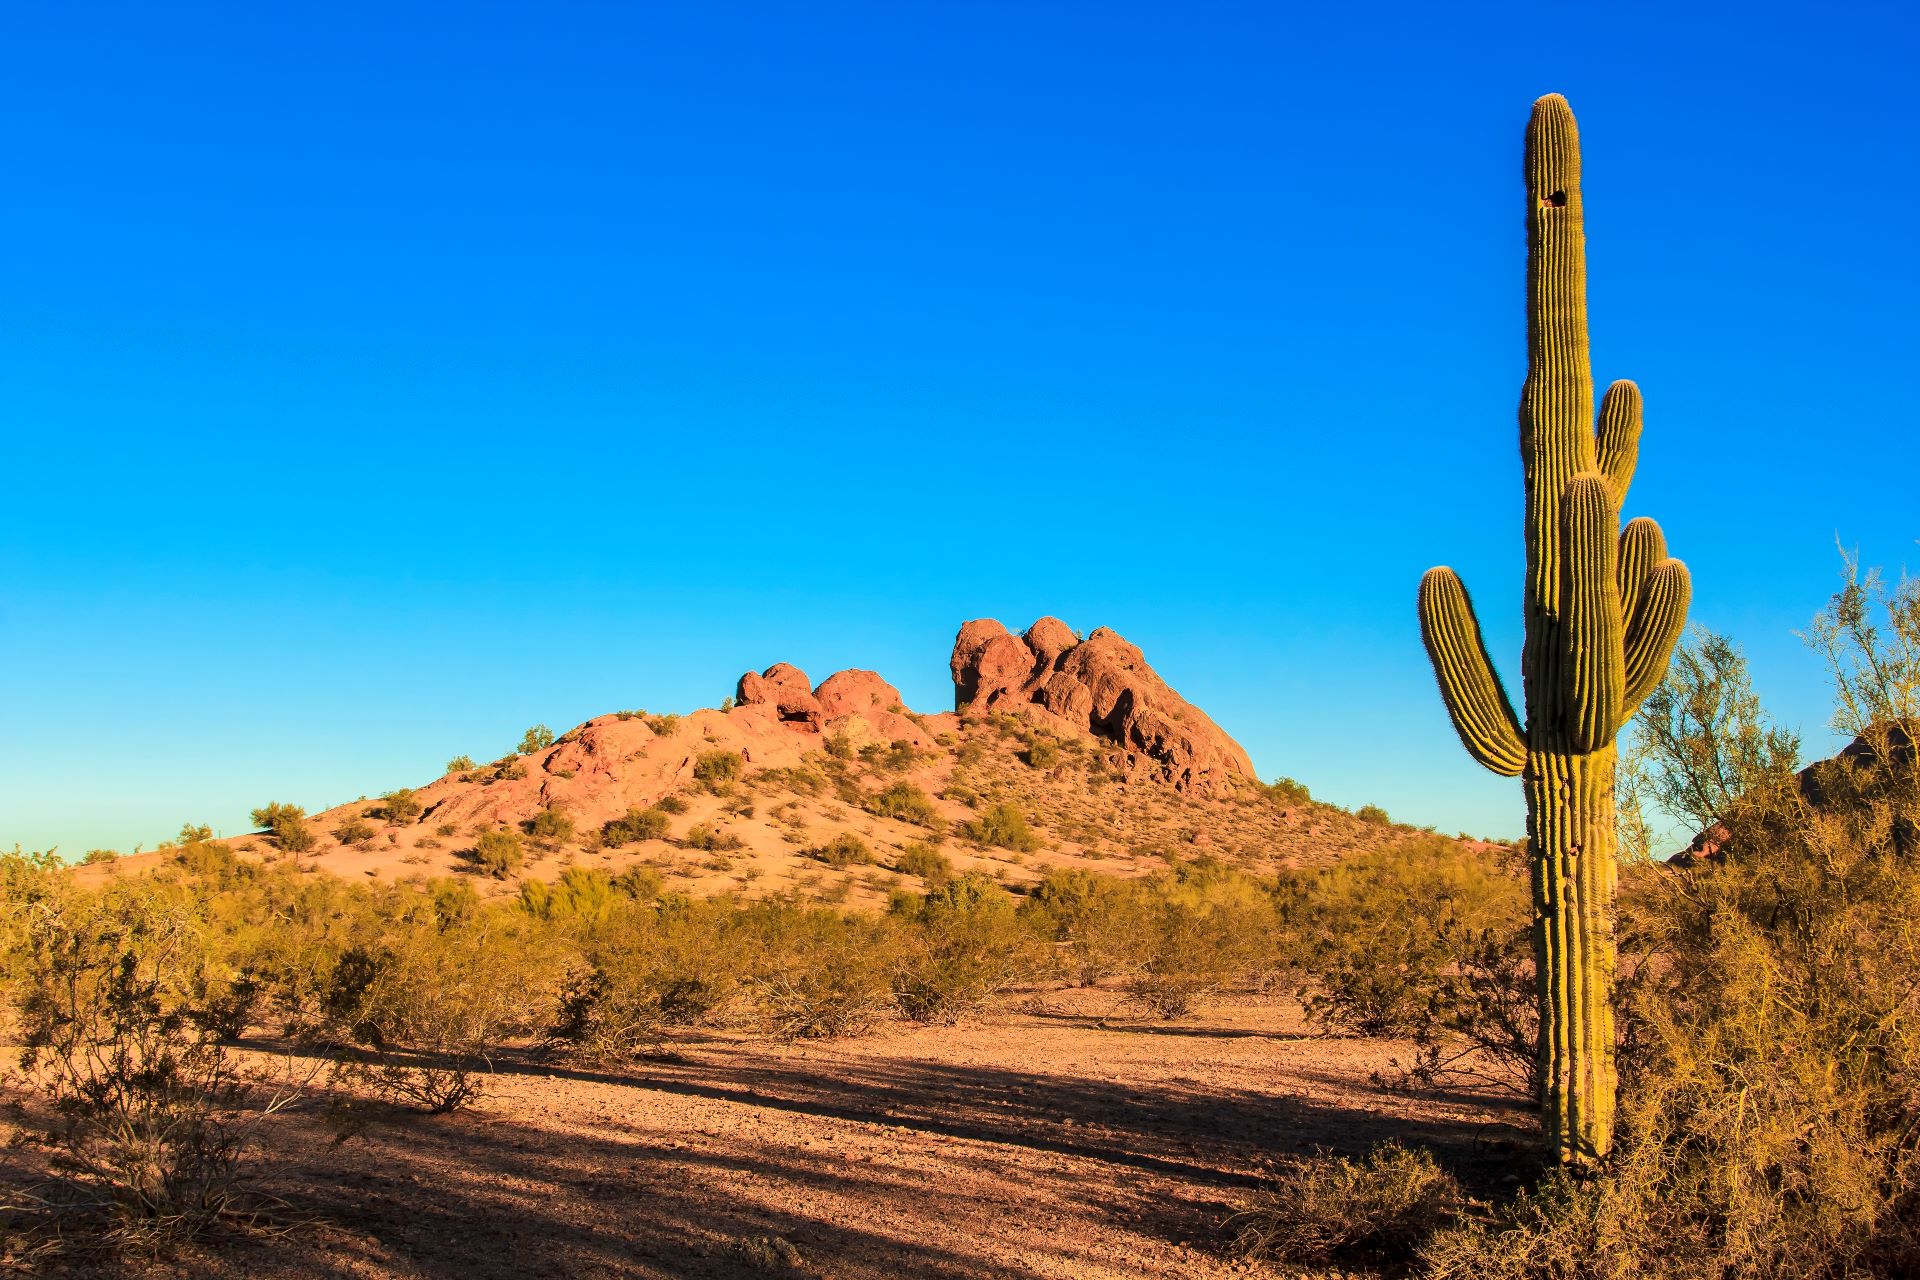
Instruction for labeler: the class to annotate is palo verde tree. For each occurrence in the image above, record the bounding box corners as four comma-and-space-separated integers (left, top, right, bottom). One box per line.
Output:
1416, 94, 1690, 1164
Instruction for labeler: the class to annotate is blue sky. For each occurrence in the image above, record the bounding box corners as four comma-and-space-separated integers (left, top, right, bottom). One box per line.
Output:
3, 2, 1913, 854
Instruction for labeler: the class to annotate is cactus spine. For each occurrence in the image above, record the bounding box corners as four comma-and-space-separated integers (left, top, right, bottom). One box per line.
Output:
1417, 95, 1691, 1164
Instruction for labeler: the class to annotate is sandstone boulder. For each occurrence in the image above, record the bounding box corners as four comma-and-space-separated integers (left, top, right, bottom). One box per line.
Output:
951, 617, 1256, 794
735, 662, 824, 732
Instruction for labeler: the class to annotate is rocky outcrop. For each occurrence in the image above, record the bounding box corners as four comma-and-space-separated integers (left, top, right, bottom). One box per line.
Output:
815, 669, 934, 749
736, 662, 824, 731
950, 617, 1256, 794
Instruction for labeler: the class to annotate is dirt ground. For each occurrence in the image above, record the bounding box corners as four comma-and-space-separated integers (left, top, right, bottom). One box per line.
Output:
18, 986, 1535, 1279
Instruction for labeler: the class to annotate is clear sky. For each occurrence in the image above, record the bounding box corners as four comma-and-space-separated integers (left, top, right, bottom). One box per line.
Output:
3, 2, 1914, 855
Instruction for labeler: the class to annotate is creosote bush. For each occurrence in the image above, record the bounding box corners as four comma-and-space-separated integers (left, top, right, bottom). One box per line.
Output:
518, 724, 555, 754
600, 806, 671, 846
468, 828, 524, 878
962, 802, 1040, 853
867, 781, 941, 828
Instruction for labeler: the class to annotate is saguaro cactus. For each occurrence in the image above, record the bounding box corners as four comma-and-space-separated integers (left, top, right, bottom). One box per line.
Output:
1417, 94, 1690, 1164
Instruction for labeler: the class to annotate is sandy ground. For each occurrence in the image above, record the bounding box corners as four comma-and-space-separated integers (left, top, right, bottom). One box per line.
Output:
16, 987, 1535, 1279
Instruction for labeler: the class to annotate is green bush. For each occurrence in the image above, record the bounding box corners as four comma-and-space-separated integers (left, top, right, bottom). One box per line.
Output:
524, 807, 575, 843
380, 788, 423, 824
1264, 776, 1312, 807
683, 824, 742, 852
446, 754, 475, 774
177, 822, 214, 845
1354, 803, 1391, 825
250, 801, 316, 853
963, 803, 1040, 852
601, 807, 671, 846
693, 750, 742, 785
518, 724, 555, 754
655, 794, 689, 815
469, 829, 525, 878
333, 819, 377, 847
893, 873, 1042, 1023
868, 781, 941, 828
895, 842, 952, 885
814, 832, 872, 868
1023, 739, 1061, 769
81, 847, 119, 865
1280, 835, 1528, 1039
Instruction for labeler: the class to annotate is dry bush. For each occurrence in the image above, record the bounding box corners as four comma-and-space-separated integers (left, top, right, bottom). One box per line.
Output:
1235, 1140, 1462, 1269
8, 884, 303, 1250
892, 873, 1044, 1023
737, 905, 899, 1039
321, 916, 560, 1113
1279, 835, 1529, 1038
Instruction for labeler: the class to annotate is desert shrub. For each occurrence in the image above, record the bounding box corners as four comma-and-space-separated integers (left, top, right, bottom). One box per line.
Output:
963, 803, 1040, 853
895, 842, 952, 886
518, 724, 555, 754
613, 866, 664, 901
10, 888, 296, 1245
1280, 835, 1528, 1038
378, 788, 422, 824
1355, 803, 1391, 825
1025, 868, 1150, 984
868, 781, 941, 828
683, 824, 743, 852
892, 873, 1043, 1022
814, 832, 872, 868
856, 739, 917, 772
324, 917, 560, 1113
446, 754, 475, 774
517, 867, 621, 930
249, 801, 315, 853
1023, 739, 1060, 769
823, 732, 855, 760
177, 823, 214, 845
172, 838, 241, 880
524, 806, 575, 843
693, 750, 742, 785
600, 806, 670, 846
1236, 1141, 1462, 1269
1125, 860, 1278, 1017
467, 828, 524, 878
1264, 775, 1312, 807
82, 847, 119, 865
737, 905, 899, 1039
655, 793, 689, 814
332, 819, 377, 847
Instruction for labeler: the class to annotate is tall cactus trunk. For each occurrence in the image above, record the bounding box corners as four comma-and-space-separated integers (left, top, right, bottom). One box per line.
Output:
1416, 95, 1690, 1165
1528, 746, 1619, 1161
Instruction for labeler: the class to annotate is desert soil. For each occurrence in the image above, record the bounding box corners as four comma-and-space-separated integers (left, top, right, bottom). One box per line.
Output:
37, 987, 1533, 1280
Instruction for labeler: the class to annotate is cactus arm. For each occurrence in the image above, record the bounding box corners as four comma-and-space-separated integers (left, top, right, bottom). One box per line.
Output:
1595, 380, 1642, 503
1558, 475, 1626, 751
1418, 568, 1528, 776
1617, 517, 1668, 623
1622, 558, 1691, 715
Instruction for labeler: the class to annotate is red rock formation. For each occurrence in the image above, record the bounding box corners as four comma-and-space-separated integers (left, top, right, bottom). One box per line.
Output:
815, 669, 934, 749
950, 617, 1256, 793
736, 662, 824, 732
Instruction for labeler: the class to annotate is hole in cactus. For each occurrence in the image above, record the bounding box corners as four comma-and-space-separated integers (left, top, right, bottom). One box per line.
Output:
1542, 190, 1568, 208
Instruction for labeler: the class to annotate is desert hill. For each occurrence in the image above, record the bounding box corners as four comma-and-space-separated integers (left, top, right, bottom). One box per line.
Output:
97, 618, 1432, 901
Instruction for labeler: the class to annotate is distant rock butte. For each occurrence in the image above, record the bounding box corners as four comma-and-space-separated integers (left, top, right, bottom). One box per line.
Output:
950, 617, 1257, 794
